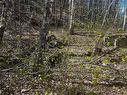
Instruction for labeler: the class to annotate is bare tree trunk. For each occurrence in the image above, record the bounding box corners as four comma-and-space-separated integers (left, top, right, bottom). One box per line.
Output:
0, 1, 6, 44
39, 23, 48, 49
69, 0, 74, 34
0, 25, 5, 44
58, 0, 65, 27
114, 7, 119, 25
93, 0, 115, 55
114, 38, 118, 48
37, 0, 52, 64
123, 8, 127, 31
39, 0, 52, 49
91, 0, 94, 22
101, 0, 115, 28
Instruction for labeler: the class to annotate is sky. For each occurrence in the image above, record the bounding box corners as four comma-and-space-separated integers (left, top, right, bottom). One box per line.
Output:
120, 0, 127, 13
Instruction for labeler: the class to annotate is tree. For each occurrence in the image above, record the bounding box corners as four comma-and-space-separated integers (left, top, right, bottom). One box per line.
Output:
0, 0, 7, 44
69, 0, 74, 34
39, 0, 53, 49
122, 8, 127, 30
101, 0, 115, 28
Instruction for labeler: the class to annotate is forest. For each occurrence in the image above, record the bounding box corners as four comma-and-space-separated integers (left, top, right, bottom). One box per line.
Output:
0, 0, 127, 95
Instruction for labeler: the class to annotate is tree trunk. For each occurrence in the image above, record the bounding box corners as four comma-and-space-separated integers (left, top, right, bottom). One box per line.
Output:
69, 0, 74, 34
92, 0, 115, 55
123, 8, 127, 31
114, 7, 119, 25
37, 0, 52, 64
0, 1, 6, 44
39, 0, 52, 49
0, 25, 5, 44
101, 0, 115, 28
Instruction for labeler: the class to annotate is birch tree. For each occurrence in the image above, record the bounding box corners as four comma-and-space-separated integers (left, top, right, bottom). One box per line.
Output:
101, 0, 115, 28
93, 0, 116, 55
122, 8, 127, 30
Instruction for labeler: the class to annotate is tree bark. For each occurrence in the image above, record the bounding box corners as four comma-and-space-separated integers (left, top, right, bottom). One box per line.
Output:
69, 0, 74, 34
0, 25, 5, 44
39, 0, 53, 49
123, 8, 127, 31
0, 1, 6, 44
101, 0, 115, 28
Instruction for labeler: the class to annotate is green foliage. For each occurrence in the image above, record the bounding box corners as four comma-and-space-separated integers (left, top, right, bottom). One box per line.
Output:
121, 55, 127, 62
102, 57, 110, 65
85, 56, 92, 62
92, 66, 102, 85
48, 51, 64, 67
106, 34, 111, 38
106, 42, 111, 47
44, 91, 49, 95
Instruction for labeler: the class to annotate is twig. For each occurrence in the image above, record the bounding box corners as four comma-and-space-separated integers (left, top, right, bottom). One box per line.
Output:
71, 80, 127, 87
0, 64, 28, 72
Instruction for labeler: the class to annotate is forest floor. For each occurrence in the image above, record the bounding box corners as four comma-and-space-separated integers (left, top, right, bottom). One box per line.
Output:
49, 29, 127, 95
0, 29, 127, 95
